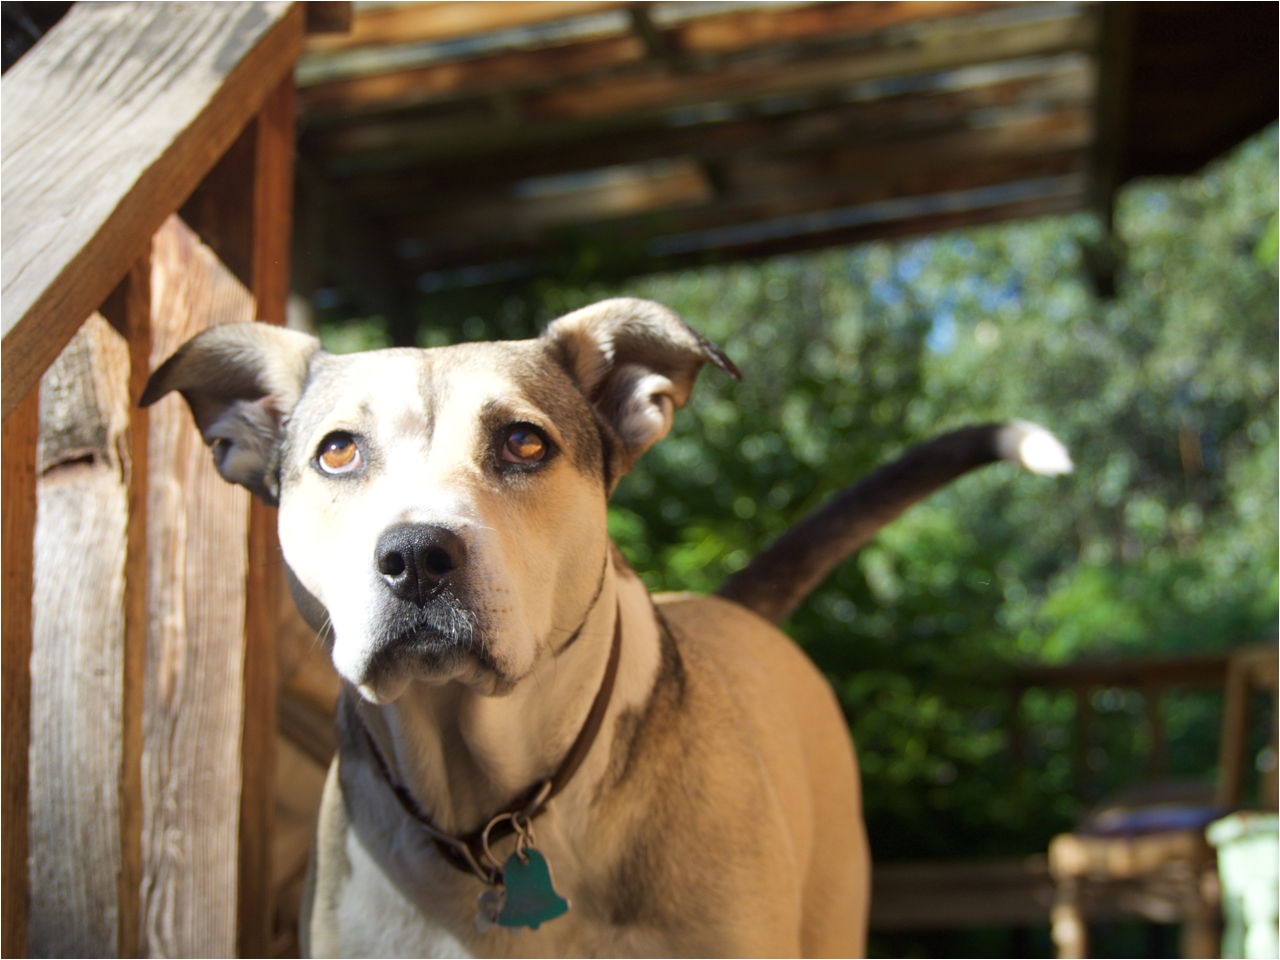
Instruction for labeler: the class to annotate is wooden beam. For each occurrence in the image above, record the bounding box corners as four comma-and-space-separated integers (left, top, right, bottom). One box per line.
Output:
303, 0, 625, 53
238, 74, 297, 959
142, 216, 257, 958
29, 314, 133, 956
299, 32, 645, 118
330, 59, 1093, 193
395, 109, 1089, 252
409, 188, 1086, 292
305, 1, 352, 35
411, 159, 713, 239
1, 1, 304, 421
305, 14, 1092, 168
1, 388, 38, 959
673, 0, 1005, 55
521, 13, 1093, 122
104, 257, 153, 960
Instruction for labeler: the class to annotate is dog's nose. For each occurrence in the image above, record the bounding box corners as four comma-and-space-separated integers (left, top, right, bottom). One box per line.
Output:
375, 523, 467, 605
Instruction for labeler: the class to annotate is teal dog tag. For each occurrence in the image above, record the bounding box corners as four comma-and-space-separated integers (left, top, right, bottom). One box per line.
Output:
496, 848, 569, 930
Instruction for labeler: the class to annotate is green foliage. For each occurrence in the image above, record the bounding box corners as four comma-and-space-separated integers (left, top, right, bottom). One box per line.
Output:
320, 129, 1278, 880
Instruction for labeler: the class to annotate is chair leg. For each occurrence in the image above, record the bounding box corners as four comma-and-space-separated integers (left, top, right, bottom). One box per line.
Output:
1051, 875, 1088, 959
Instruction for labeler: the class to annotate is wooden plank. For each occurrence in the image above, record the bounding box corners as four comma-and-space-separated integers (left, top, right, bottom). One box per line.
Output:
410, 189, 1087, 291
117, 257, 152, 960
238, 74, 296, 959
29, 314, 133, 955
305, 0, 352, 35
396, 114, 1089, 256
1, 388, 38, 959
1, 1, 305, 421
305, 15, 1092, 168
303, 0, 625, 53
520, 13, 1094, 122
299, 32, 646, 118
1015, 652, 1233, 690
871, 856, 1053, 929
323, 57, 1093, 186
142, 215, 256, 958
673, 0, 1005, 55
412, 159, 712, 239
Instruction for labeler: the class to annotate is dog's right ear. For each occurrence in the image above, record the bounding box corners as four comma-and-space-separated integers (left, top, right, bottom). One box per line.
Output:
543, 298, 739, 476
141, 323, 321, 505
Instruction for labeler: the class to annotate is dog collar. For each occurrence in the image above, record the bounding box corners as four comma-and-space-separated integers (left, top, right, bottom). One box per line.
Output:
360, 605, 623, 929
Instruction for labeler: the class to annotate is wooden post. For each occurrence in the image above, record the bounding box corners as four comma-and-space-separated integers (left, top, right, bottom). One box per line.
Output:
2, 388, 38, 958
238, 73, 297, 957
109, 258, 153, 959
29, 313, 133, 954
143, 217, 257, 957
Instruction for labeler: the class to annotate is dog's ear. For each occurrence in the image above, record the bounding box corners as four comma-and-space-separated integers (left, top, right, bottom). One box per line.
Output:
543, 298, 739, 468
141, 323, 321, 505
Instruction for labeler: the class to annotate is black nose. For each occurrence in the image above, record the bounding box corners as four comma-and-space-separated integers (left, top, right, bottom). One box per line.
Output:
375, 523, 467, 606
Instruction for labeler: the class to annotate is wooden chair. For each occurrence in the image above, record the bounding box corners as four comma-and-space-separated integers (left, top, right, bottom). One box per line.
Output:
1048, 645, 1278, 959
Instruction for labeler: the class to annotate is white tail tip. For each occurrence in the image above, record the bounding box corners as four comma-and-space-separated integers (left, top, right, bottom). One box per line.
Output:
997, 420, 1074, 476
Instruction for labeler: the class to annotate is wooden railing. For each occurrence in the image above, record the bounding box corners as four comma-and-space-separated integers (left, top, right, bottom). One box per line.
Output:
0, 4, 343, 954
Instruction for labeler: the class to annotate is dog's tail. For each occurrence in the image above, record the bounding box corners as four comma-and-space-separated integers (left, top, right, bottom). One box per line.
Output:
715, 421, 1072, 624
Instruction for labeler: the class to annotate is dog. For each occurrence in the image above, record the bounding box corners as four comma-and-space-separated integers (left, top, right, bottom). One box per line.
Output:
142, 298, 1071, 957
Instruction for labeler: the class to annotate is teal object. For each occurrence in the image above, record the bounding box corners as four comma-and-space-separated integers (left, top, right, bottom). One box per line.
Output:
497, 848, 570, 930
1207, 812, 1279, 959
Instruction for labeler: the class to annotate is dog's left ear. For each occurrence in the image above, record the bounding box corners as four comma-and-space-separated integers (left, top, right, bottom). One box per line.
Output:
140, 322, 322, 504
543, 298, 740, 469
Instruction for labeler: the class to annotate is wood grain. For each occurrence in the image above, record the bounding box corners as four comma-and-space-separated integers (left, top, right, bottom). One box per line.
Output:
303, 0, 624, 54
115, 257, 153, 960
29, 314, 132, 955
142, 215, 255, 957
1, 388, 38, 959
238, 74, 297, 958
1, 1, 304, 421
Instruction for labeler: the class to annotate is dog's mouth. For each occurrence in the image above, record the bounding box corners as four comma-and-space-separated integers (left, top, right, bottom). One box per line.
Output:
355, 598, 502, 701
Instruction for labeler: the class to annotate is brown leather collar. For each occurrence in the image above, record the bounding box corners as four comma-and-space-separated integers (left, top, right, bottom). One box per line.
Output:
362, 606, 623, 886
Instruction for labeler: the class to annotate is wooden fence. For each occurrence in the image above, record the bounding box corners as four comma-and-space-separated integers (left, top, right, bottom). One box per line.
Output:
1, 4, 343, 954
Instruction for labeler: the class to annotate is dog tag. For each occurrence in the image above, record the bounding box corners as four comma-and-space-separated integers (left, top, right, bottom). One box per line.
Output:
495, 848, 569, 930
475, 887, 505, 932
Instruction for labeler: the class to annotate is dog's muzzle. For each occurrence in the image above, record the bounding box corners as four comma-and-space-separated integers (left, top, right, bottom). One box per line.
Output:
356, 521, 491, 695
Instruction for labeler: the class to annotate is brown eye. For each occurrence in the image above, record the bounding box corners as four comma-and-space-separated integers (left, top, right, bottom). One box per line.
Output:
502, 426, 547, 464
318, 433, 361, 474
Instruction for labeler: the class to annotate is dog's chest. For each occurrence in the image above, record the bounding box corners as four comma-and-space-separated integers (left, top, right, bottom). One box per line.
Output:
317, 828, 477, 958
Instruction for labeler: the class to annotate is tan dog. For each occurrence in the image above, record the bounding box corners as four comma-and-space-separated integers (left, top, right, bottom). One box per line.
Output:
143, 299, 1070, 958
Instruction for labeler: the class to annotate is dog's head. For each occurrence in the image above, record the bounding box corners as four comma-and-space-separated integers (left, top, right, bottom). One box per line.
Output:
143, 299, 736, 702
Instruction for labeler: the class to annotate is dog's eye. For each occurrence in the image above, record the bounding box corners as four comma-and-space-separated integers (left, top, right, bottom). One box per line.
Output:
317, 433, 362, 475
501, 425, 548, 465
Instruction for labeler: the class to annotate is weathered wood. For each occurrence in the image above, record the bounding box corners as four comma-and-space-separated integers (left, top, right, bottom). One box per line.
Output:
303, 0, 625, 55
1, 388, 39, 959
333, 59, 1093, 193
674, 0, 1004, 55
398, 117, 1088, 249
29, 314, 133, 957
411, 189, 1087, 290
142, 215, 256, 958
238, 74, 297, 959
299, 32, 645, 118
521, 13, 1093, 122
307, 16, 1092, 167
871, 856, 1053, 929
1, 0, 304, 421
114, 256, 153, 960
305, 0, 352, 35
410, 159, 712, 238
